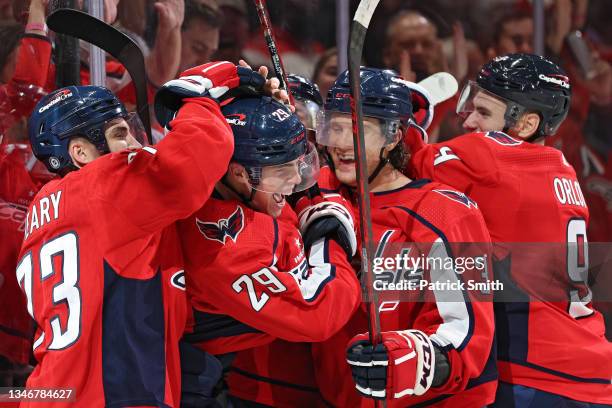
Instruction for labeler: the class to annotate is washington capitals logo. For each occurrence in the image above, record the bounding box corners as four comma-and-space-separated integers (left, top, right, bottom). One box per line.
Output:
485, 131, 522, 146
434, 189, 478, 209
196, 206, 244, 244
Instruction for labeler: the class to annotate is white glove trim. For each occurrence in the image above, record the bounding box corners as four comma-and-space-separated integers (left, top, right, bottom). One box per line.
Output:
298, 199, 357, 256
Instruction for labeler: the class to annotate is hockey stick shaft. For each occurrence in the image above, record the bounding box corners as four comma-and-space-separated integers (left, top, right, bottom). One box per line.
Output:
46, 8, 153, 145
349, 0, 382, 346
253, 0, 295, 105
50, 0, 80, 87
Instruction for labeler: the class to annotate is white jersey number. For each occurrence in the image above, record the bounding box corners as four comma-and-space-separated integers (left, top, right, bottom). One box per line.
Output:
566, 218, 593, 319
16, 232, 81, 350
232, 268, 287, 312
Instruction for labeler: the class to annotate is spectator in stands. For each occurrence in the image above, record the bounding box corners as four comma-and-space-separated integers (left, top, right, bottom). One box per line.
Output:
312, 47, 337, 101
179, 0, 222, 73
485, 8, 534, 58
214, 0, 249, 64
382, 10, 443, 82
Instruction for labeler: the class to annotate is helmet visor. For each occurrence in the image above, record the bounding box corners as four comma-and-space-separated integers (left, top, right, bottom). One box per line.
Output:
103, 112, 147, 147
315, 110, 399, 149
457, 81, 526, 128
249, 141, 320, 195
294, 98, 321, 131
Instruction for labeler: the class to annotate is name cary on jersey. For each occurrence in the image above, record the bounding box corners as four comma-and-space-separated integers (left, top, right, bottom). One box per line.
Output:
23, 190, 63, 240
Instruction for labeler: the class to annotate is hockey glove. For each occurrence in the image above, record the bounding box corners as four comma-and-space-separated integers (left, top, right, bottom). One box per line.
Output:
346, 330, 445, 400
294, 192, 357, 257
154, 61, 265, 128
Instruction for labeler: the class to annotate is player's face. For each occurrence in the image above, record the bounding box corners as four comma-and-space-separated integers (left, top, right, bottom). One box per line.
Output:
252, 190, 287, 218
104, 118, 142, 152
326, 114, 388, 187
228, 161, 303, 218
461, 91, 507, 133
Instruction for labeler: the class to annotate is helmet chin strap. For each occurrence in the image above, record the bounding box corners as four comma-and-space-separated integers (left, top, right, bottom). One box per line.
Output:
368, 148, 389, 184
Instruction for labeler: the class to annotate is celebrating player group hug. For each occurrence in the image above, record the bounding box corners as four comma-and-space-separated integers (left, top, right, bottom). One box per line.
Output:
14, 48, 612, 407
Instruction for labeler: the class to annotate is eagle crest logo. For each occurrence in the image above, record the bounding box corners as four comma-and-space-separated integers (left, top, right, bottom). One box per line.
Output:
196, 206, 244, 244
433, 189, 478, 209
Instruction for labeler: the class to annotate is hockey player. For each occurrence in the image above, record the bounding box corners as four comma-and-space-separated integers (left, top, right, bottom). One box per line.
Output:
18, 61, 268, 407
228, 68, 497, 407
326, 67, 497, 407
166, 93, 361, 406
407, 53, 612, 406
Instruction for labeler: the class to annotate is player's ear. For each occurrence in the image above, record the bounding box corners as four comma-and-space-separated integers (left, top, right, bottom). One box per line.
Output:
515, 112, 541, 140
383, 128, 402, 156
68, 137, 99, 168
228, 162, 249, 182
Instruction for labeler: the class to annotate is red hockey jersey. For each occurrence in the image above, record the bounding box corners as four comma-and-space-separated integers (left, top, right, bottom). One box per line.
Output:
178, 195, 361, 356
16, 97, 233, 407
229, 177, 497, 407
409, 130, 612, 404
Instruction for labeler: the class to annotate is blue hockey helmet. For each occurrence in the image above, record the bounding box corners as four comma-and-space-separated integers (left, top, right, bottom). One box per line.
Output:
221, 96, 319, 195
317, 67, 414, 147
28, 86, 128, 175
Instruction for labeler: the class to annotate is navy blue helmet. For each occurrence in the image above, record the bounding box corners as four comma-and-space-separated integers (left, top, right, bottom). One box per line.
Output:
476, 53, 571, 137
325, 67, 414, 127
28, 86, 128, 175
221, 96, 319, 195
222, 96, 306, 167
287, 74, 323, 106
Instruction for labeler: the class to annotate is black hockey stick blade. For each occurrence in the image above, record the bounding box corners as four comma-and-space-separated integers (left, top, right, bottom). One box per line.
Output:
349, 0, 382, 346
47, 8, 153, 145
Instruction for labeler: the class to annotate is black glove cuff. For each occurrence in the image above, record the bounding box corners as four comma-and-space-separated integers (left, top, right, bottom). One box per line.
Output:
303, 216, 352, 257
432, 345, 450, 387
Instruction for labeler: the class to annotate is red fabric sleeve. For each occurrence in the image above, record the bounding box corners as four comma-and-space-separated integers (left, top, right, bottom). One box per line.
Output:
86, 97, 233, 245
412, 209, 495, 397
202, 228, 361, 342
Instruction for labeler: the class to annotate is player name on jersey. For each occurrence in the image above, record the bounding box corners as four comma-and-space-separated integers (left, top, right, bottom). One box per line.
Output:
23, 191, 62, 240
553, 177, 587, 207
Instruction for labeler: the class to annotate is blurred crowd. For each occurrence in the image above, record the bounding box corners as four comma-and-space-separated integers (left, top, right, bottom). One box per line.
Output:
1, 0, 611, 387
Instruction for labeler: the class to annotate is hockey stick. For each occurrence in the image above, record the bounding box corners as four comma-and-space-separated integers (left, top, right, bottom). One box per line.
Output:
253, 0, 295, 105
46, 8, 153, 145
50, 0, 80, 87
349, 0, 382, 348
